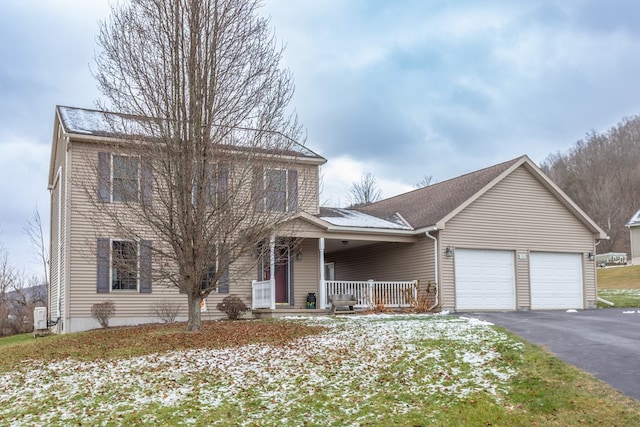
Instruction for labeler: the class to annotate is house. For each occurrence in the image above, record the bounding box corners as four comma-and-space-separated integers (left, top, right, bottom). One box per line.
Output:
626, 210, 640, 264
595, 252, 627, 267
49, 106, 607, 333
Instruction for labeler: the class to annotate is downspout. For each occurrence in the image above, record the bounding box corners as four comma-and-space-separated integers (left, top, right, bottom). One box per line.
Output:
269, 235, 276, 310
54, 166, 62, 322
424, 227, 439, 311
319, 238, 325, 309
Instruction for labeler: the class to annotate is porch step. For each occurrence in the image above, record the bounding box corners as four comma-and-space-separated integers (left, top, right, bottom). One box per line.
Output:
252, 308, 331, 319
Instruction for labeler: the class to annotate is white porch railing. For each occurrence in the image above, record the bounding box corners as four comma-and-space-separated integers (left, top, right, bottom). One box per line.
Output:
324, 280, 418, 309
251, 279, 419, 310
252, 279, 275, 309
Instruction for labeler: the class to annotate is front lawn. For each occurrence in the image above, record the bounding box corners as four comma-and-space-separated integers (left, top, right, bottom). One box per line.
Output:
598, 265, 640, 307
1, 315, 639, 426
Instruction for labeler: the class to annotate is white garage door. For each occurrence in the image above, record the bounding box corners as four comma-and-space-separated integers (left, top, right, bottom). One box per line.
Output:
530, 252, 583, 309
455, 249, 515, 310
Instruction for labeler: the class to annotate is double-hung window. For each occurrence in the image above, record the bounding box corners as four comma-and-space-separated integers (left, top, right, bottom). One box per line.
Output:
112, 155, 139, 203
97, 238, 152, 294
265, 169, 287, 211
111, 240, 138, 291
98, 152, 151, 205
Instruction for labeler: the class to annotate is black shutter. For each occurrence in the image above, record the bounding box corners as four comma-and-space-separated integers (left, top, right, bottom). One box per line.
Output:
253, 166, 264, 212
218, 245, 230, 294
97, 238, 110, 293
98, 152, 111, 203
139, 240, 152, 293
218, 163, 229, 205
141, 158, 152, 206
288, 169, 298, 212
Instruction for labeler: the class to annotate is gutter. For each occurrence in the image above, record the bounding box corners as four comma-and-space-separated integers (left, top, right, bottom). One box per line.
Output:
424, 226, 439, 311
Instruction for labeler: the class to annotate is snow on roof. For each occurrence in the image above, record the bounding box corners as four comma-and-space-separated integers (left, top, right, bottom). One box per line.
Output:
627, 209, 640, 227
58, 106, 122, 136
319, 207, 413, 230
57, 106, 324, 159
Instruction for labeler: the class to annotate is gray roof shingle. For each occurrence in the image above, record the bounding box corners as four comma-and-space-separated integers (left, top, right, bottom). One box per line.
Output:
358, 156, 523, 229
56, 105, 325, 161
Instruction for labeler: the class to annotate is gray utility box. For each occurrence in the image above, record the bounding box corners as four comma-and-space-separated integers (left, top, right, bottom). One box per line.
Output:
33, 307, 47, 330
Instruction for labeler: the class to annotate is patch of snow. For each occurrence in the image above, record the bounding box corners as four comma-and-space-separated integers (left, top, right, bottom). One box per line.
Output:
319, 207, 413, 229
0, 315, 522, 426
566, 309, 578, 313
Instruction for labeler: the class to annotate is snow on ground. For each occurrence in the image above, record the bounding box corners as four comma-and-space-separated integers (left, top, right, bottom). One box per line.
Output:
0, 314, 522, 426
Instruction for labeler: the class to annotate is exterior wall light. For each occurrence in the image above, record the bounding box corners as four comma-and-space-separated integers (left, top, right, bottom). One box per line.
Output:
445, 246, 453, 257
588, 251, 595, 261
296, 250, 303, 261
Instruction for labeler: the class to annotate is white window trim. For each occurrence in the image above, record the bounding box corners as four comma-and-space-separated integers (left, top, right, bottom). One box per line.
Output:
111, 154, 140, 203
110, 238, 140, 292
264, 168, 289, 212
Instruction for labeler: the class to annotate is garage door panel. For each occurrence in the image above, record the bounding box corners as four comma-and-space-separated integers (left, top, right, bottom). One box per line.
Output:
455, 249, 515, 310
530, 252, 583, 309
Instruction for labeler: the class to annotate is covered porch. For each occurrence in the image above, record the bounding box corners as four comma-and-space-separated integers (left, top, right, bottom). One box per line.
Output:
248, 208, 438, 316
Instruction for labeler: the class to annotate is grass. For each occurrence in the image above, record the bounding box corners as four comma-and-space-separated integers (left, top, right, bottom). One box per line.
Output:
1, 315, 639, 426
597, 265, 640, 307
597, 264, 640, 289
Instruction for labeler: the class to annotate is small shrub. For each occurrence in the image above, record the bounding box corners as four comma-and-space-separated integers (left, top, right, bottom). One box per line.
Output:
217, 295, 248, 320
91, 301, 116, 328
150, 300, 180, 323
403, 281, 437, 312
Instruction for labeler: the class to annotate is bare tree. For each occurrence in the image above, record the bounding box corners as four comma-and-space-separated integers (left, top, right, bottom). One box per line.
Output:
414, 175, 434, 188
0, 245, 15, 335
541, 115, 640, 254
91, 0, 308, 330
24, 206, 49, 286
347, 172, 382, 208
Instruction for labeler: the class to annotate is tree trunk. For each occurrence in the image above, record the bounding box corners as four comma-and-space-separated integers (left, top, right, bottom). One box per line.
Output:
187, 292, 202, 331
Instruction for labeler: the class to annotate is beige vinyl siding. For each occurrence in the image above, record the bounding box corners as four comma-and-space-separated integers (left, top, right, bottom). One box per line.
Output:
630, 227, 640, 264
47, 126, 71, 328
291, 239, 320, 308
62, 139, 323, 331
325, 236, 435, 284
440, 166, 597, 310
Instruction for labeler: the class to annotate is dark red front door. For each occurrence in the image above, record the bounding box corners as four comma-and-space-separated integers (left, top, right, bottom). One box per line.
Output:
274, 260, 288, 303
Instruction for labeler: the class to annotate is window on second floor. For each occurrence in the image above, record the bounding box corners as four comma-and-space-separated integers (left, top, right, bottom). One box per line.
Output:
98, 152, 151, 205
265, 169, 287, 211
193, 163, 229, 207
112, 155, 139, 203
258, 168, 297, 212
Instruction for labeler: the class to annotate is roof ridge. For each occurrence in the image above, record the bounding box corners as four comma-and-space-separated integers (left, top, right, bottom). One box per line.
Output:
365, 155, 526, 208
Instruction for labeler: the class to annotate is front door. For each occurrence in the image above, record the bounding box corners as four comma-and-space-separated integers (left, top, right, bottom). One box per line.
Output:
261, 244, 291, 305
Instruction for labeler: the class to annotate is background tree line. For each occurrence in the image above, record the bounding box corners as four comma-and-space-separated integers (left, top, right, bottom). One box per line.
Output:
541, 115, 640, 254
346, 115, 640, 256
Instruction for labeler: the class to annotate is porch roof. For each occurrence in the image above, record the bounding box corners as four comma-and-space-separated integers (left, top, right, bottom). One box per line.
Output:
318, 207, 412, 230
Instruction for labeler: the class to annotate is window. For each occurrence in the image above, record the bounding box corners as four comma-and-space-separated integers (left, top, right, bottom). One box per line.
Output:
97, 238, 151, 294
112, 155, 139, 203
200, 244, 230, 293
98, 152, 151, 204
192, 163, 229, 207
265, 169, 288, 211
253, 167, 297, 212
111, 240, 138, 290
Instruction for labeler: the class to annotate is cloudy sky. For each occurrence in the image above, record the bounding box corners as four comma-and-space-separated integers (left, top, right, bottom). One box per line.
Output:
2, 0, 640, 275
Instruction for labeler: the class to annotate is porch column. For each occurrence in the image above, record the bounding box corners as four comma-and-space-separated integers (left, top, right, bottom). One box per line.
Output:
319, 238, 326, 309
269, 235, 276, 310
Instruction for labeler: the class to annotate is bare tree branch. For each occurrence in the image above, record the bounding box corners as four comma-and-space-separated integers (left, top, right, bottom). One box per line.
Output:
88, 0, 310, 330
347, 172, 381, 208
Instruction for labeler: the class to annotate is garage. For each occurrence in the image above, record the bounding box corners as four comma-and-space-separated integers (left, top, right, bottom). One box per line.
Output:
530, 252, 583, 309
455, 249, 515, 310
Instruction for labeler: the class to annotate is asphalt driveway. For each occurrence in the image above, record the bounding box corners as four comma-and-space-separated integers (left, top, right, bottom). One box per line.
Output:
466, 308, 640, 401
